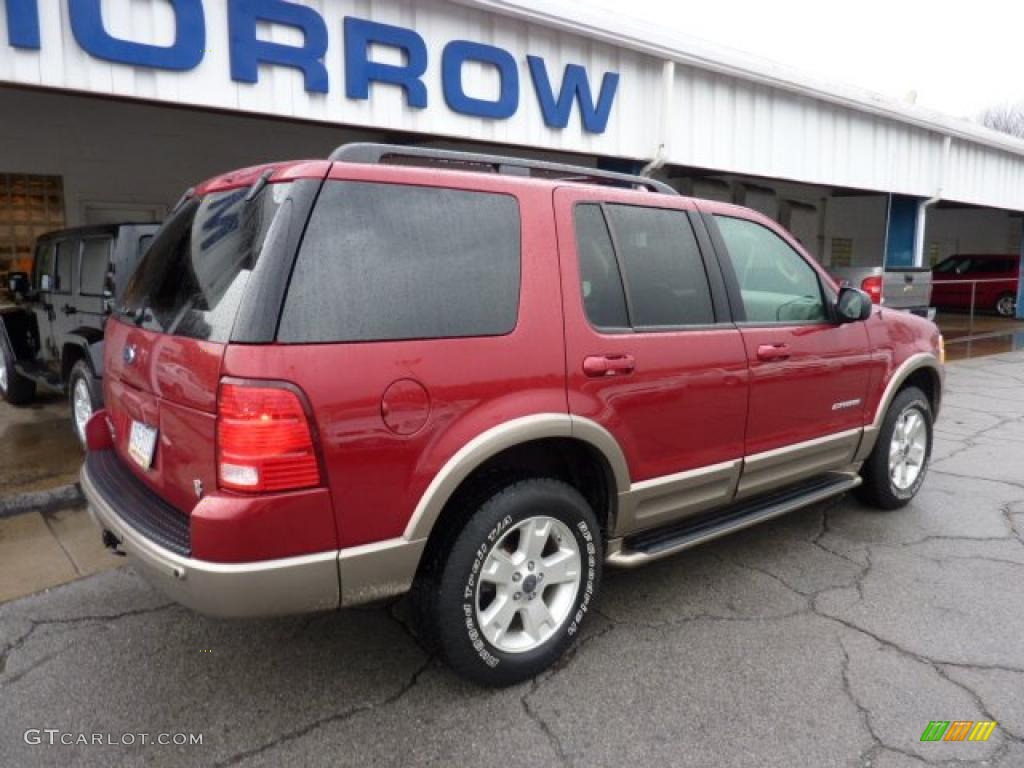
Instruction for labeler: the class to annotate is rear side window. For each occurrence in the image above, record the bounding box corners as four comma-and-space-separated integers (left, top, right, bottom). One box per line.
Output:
574, 205, 629, 329
79, 238, 112, 296
572, 203, 715, 330
976, 258, 1016, 273
605, 205, 714, 327
55, 240, 75, 294
279, 182, 521, 343
122, 183, 292, 342
33, 242, 55, 291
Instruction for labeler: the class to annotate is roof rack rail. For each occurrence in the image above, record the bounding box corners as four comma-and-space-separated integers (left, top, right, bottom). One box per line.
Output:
328, 143, 678, 195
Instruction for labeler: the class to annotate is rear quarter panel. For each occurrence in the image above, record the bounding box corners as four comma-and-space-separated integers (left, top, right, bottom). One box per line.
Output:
223, 167, 567, 548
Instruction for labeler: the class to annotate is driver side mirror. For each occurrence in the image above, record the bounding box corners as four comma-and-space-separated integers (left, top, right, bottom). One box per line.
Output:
836, 285, 873, 323
7, 271, 30, 299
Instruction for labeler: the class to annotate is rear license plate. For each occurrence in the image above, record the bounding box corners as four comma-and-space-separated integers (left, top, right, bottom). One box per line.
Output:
128, 421, 158, 470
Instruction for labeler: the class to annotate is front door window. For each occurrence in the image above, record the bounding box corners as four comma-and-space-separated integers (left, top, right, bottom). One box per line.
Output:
715, 216, 826, 324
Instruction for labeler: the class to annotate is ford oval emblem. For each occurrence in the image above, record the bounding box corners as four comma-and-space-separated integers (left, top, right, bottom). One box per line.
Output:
123, 344, 137, 365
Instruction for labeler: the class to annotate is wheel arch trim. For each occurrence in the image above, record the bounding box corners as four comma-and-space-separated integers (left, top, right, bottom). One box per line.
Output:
856, 352, 943, 462
401, 413, 630, 542
61, 332, 104, 381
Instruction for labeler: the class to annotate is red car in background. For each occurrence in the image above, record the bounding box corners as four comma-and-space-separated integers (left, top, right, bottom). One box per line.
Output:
931, 253, 1020, 317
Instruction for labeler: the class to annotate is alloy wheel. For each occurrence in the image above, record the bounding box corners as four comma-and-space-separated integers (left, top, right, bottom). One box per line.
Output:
73, 378, 93, 443
996, 294, 1017, 318
474, 515, 582, 654
889, 407, 928, 491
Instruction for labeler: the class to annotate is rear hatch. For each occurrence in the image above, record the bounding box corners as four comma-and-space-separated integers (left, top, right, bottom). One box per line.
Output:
882, 267, 932, 310
103, 170, 301, 512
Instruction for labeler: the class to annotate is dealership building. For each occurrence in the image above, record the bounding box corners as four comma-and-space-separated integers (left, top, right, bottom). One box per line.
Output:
1, 0, 1023, 317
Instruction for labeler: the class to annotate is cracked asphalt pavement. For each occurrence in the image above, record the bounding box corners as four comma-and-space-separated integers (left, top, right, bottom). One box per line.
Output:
2, 351, 1024, 767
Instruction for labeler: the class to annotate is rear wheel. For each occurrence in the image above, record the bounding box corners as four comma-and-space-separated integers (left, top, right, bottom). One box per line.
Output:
995, 292, 1017, 318
856, 386, 933, 510
419, 478, 602, 687
68, 360, 101, 448
0, 337, 36, 405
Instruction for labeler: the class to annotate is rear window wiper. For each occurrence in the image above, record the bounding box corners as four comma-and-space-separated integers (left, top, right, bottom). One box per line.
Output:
244, 169, 274, 203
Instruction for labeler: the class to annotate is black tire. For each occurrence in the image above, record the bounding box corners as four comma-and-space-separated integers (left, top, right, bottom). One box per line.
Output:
995, 292, 1017, 318
0, 336, 36, 405
856, 386, 933, 510
68, 360, 102, 448
421, 478, 602, 687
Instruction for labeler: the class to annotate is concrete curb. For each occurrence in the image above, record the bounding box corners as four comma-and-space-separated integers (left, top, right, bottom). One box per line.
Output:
0, 483, 84, 519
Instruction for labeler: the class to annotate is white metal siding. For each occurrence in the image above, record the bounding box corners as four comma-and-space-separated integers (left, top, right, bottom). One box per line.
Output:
0, 1, 661, 157
2, 0, 1024, 211
671, 66, 945, 197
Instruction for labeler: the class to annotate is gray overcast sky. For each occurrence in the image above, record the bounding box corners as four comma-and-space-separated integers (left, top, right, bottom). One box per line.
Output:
582, 0, 1021, 120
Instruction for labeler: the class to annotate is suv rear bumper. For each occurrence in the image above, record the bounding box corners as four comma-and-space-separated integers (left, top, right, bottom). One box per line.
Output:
81, 455, 341, 618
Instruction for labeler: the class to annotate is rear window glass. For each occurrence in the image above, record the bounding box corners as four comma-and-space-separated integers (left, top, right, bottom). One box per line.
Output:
80, 238, 111, 296
122, 183, 292, 342
278, 181, 521, 343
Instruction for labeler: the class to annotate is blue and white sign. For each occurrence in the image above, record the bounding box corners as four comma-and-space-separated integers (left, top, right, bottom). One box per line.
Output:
2, 0, 629, 136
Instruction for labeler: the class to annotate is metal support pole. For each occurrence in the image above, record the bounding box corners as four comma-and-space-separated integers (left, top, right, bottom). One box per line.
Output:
969, 281, 977, 336
1018, 222, 1024, 320
912, 136, 952, 268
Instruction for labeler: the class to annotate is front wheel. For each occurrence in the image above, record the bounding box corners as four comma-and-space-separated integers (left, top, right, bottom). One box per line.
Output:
427, 478, 602, 687
856, 386, 933, 510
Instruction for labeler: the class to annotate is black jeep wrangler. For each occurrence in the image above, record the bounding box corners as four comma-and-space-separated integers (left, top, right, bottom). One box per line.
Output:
2, 224, 158, 445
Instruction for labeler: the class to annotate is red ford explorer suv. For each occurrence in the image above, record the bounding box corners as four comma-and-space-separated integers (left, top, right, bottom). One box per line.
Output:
81, 144, 944, 686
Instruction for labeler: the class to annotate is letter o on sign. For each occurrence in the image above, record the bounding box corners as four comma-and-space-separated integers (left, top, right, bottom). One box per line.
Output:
69, 0, 206, 71
441, 40, 519, 119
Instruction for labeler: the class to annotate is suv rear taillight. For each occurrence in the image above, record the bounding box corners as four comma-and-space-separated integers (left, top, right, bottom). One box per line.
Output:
861, 275, 883, 304
216, 382, 320, 493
